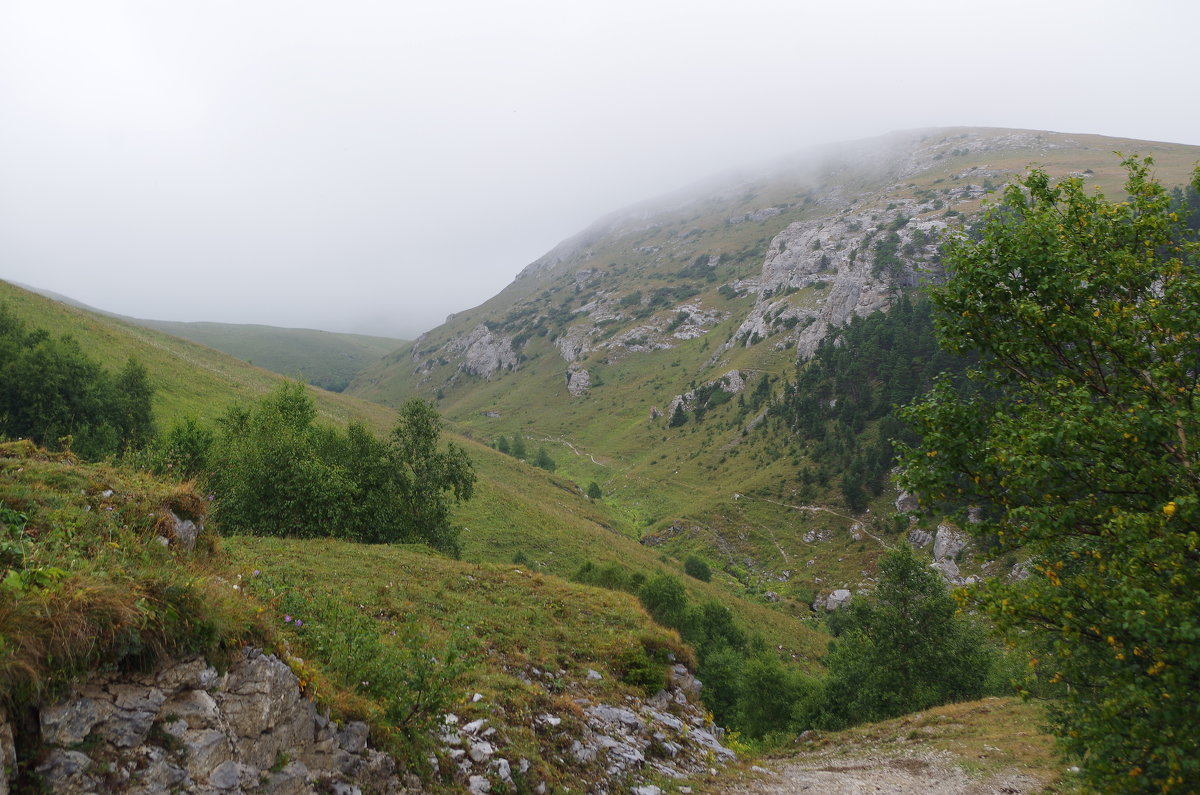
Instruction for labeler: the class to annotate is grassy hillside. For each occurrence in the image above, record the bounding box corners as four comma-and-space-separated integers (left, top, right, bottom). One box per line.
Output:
0, 440, 707, 788
343, 128, 1200, 605
0, 280, 398, 432
0, 277, 826, 661
131, 318, 404, 392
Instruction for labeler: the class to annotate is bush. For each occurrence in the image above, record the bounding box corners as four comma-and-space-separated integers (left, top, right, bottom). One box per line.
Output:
0, 305, 154, 459
682, 555, 711, 582
207, 383, 473, 554
806, 545, 998, 729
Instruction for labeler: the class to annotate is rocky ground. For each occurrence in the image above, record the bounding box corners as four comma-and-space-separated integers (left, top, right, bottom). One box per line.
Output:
697, 698, 1062, 795
719, 750, 1046, 794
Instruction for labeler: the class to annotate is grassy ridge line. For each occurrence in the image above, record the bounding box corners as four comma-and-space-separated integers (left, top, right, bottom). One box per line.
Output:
0, 280, 397, 432
450, 433, 829, 662
0, 442, 693, 787
130, 318, 405, 391
1, 279, 828, 663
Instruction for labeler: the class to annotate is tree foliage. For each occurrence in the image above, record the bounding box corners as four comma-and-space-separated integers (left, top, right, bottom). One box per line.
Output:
207, 383, 473, 554
774, 294, 971, 507
0, 304, 154, 459
900, 158, 1200, 792
809, 544, 995, 729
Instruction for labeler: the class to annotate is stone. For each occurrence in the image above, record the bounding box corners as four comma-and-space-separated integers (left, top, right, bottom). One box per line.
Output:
895, 490, 919, 513
336, 721, 369, 753
155, 656, 218, 691
446, 325, 518, 379
634, 786, 662, 795
207, 759, 243, 789
29, 648, 407, 795
469, 774, 492, 794
586, 668, 603, 680
907, 528, 933, 548
35, 749, 97, 792
587, 705, 642, 730
39, 696, 107, 746
492, 756, 512, 782
463, 718, 488, 734
566, 365, 591, 396
161, 689, 220, 730
168, 510, 200, 550
824, 588, 853, 611
468, 740, 495, 762
931, 557, 961, 584
570, 739, 597, 763
933, 523, 968, 561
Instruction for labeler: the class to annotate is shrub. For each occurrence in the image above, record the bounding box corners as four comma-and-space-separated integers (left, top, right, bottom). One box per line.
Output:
207, 383, 473, 554
682, 555, 711, 582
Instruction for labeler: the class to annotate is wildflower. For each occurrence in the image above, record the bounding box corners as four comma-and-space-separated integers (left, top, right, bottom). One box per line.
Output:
295, 620, 303, 627
284, 615, 292, 623
253, 569, 261, 576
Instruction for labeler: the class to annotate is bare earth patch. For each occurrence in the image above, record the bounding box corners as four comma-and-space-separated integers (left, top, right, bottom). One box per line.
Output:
702, 698, 1062, 794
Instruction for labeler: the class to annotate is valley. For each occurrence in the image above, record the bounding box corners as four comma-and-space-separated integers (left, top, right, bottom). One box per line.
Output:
3, 126, 1198, 793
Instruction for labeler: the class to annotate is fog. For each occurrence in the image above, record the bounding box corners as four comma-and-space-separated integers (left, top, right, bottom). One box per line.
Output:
2, 0, 1198, 338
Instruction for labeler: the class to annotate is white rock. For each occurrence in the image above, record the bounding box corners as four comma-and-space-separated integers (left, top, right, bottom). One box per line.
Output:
825, 589, 853, 611
933, 523, 968, 561
468, 740, 494, 763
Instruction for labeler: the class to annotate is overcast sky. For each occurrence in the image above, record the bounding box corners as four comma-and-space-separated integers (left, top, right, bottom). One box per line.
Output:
2, 1, 1198, 338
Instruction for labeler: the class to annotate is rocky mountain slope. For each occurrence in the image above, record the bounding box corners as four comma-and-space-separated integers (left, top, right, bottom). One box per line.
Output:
343, 127, 1200, 610
349, 128, 1199, 407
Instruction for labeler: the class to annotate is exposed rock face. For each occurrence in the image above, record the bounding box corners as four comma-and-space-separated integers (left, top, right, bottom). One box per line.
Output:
933, 523, 968, 562
894, 490, 919, 514
814, 588, 853, 612
664, 370, 746, 422
439, 664, 735, 791
566, 365, 591, 397
27, 649, 411, 794
907, 528, 933, 548
555, 324, 594, 362
445, 324, 518, 379
717, 208, 947, 362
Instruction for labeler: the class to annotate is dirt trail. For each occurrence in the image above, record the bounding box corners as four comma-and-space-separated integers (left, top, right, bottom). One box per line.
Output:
717, 751, 1044, 794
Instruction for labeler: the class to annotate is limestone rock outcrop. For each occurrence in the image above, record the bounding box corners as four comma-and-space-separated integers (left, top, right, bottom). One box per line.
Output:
26, 648, 413, 794
445, 325, 518, 379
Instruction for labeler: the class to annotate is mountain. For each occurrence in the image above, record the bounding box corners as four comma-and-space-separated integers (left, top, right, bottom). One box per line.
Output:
343, 126, 1200, 597
128, 319, 405, 392
10, 281, 406, 392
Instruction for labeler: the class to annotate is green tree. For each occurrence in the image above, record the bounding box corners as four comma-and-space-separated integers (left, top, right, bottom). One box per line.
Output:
900, 158, 1200, 792
586, 481, 602, 500
683, 555, 711, 582
810, 544, 994, 729
388, 398, 475, 555
110, 357, 155, 450
532, 446, 556, 471
0, 306, 154, 459
207, 386, 473, 554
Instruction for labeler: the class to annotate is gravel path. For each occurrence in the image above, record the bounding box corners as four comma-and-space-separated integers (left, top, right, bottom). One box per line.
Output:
715, 749, 1047, 794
